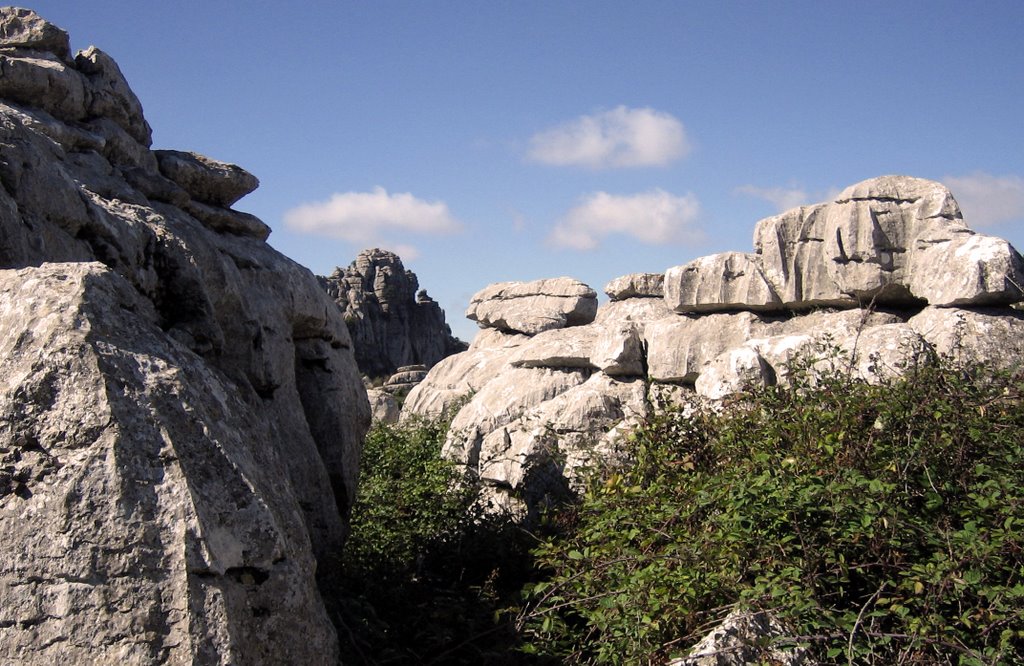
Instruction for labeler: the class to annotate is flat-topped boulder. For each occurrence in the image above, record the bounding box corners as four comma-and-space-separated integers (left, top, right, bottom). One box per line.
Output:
664, 251, 781, 313
466, 277, 598, 335
604, 272, 664, 300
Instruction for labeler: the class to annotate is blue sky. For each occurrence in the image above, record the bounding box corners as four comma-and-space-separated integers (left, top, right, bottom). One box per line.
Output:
29, 1, 1024, 341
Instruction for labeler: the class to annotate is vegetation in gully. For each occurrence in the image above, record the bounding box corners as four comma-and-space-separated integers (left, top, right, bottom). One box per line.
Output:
339, 347, 1024, 665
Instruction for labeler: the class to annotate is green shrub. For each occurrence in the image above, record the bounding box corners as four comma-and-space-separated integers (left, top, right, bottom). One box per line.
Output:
520, 352, 1024, 664
337, 414, 550, 665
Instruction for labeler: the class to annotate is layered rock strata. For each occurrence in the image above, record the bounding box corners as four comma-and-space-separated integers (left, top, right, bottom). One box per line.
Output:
321, 248, 466, 379
0, 9, 369, 664
403, 176, 1024, 518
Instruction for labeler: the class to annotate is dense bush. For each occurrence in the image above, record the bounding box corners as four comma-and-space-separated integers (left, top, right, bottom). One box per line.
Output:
336, 414, 549, 665
520, 350, 1024, 664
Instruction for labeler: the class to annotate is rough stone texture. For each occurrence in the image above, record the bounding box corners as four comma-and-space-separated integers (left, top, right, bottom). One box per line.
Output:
0, 11, 369, 664
754, 175, 1024, 309
154, 150, 259, 207
508, 326, 597, 369
645, 312, 767, 384
320, 248, 466, 379
604, 272, 664, 300
591, 321, 645, 377
366, 387, 401, 424
664, 251, 781, 313
0, 7, 70, 60
405, 176, 1024, 520
401, 328, 528, 420
908, 306, 1024, 368
694, 346, 774, 400
466, 277, 598, 335
670, 609, 815, 666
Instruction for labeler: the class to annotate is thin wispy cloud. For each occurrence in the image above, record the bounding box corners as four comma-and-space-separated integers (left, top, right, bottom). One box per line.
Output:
527, 106, 689, 169
283, 187, 461, 257
549, 189, 704, 251
735, 184, 811, 212
943, 172, 1024, 229
735, 183, 843, 213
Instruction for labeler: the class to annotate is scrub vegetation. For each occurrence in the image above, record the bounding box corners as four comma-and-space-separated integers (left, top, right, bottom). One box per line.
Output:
339, 347, 1024, 665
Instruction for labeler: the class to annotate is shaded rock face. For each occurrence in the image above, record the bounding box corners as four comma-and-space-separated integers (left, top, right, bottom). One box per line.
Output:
321, 248, 466, 379
404, 176, 1024, 519
0, 9, 369, 665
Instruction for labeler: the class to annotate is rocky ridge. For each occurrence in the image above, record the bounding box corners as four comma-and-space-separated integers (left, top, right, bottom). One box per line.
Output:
403, 175, 1024, 518
0, 9, 369, 664
320, 248, 466, 380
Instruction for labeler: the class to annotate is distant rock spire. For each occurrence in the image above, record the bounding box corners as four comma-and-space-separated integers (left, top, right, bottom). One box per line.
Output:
320, 248, 467, 378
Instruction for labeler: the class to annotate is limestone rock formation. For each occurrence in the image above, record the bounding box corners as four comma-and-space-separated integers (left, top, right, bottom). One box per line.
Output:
664, 251, 781, 313
604, 272, 664, 300
321, 248, 466, 379
751, 175, 1024, 309
465, 277, 598, 335
403, 175, 1024, 519
0, 9, 369, 664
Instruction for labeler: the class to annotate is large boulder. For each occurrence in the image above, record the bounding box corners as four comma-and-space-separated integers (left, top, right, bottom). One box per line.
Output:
0, 10, 369, 664
321, 248, 466, 378
664, 251, 781, 313
753, 175, 1024, 309
466, 277, 598, 335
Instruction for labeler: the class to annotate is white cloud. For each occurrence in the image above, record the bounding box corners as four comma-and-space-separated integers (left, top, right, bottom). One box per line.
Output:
283, 187, 462, 244
735, 183, 845, 213
549, 189, 704, 250
943, 172, 1024, 228
735, 184, 811, 212
527, 106, 689, 169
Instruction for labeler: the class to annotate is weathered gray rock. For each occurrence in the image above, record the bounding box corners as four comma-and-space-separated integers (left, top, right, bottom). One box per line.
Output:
76, 45, 152, 146
367, 387, 401, 424
645, 312, 767, 384
0, 263, 356, 665
695, 346, 774, 399
0, 7, 70, 60
401, 328, 528, 419
907, 232, 1024, 306
508, 326, 597, 369
591, 321, 645, 376
665, 251, 781, 313
754, 175, 1024, 309
0, 12, 369, 664
475, 374, 649, 517
0, 47, 87, 122
466, 277, 598, 335
321, 248, 466, 378
909, 306, 1024, 369
154, 150, 259, 207
604, 272, 664, 300
670, 609, 815, 666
